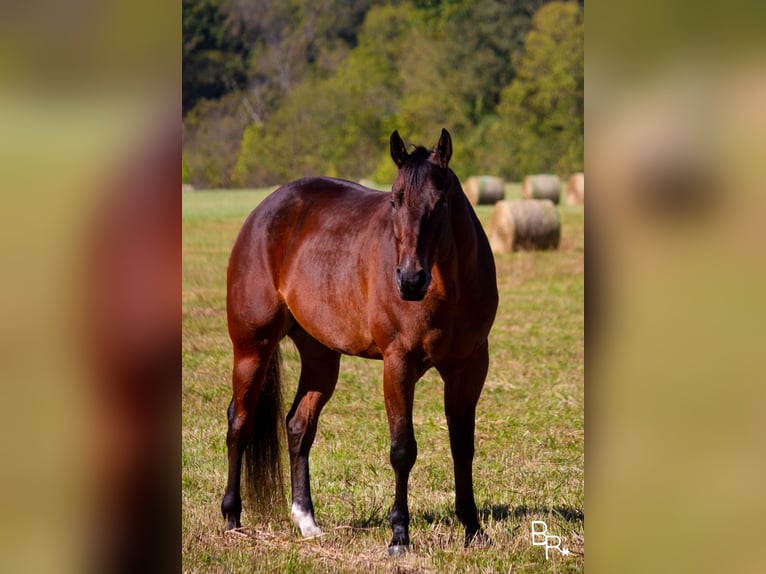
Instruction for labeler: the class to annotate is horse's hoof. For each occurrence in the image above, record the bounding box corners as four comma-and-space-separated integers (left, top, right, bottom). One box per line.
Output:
224, 515, 242, 530
292, 504, 323, 538
300, 525, 323, 538
388, 544, 409, 557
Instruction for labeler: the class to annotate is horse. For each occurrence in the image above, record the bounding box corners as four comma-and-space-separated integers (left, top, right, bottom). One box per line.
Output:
221, 129, 498, 554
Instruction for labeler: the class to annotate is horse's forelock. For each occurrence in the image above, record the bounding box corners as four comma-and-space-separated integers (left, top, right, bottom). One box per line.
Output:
403, 146, 437, 197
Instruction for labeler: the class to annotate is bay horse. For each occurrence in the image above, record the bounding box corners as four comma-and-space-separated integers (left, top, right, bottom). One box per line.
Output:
222, 129, 498, 554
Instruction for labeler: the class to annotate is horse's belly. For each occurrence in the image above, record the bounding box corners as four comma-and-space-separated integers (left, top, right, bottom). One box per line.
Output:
282, 284, 381, 359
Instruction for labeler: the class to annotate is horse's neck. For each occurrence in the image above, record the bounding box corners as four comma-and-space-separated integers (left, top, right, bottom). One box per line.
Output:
448, 185, 482, 270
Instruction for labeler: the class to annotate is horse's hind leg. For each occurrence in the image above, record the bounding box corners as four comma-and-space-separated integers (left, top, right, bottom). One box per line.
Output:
438, 341, 491, 546
286, 328, 340, 537
221, 343, 279, 529
222, 395, 242, 529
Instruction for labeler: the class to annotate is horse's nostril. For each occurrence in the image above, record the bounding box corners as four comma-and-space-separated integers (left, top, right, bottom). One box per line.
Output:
397, 268, 429, 295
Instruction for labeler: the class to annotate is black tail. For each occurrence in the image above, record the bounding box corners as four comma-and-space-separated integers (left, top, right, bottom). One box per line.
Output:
242, 346, 285, 517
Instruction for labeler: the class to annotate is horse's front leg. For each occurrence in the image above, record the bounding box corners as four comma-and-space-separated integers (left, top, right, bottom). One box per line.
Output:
382, 353, 418, 555
438, 341, 491, 546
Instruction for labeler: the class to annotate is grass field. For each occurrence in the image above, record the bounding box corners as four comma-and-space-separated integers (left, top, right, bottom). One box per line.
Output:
182, 184, 584, 572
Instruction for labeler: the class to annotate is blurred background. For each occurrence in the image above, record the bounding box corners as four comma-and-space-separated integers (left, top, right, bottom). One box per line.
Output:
0, 0, 764, 572
0, 0, 180, 573
588, 1, 766, 573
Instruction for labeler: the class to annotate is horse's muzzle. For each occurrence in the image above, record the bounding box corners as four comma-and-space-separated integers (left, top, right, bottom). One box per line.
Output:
396, 267, 430, 301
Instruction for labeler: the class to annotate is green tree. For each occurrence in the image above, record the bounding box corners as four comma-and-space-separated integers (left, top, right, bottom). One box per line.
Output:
224, 0, 376, 124
234, 4, 411, 187
182, 0, 248, 115
394, 0, 557, 177
183, 92, 252, 187
490, 1, 583, 179
184, 0, 581, 187
232, 1, 568, 186
420, 0, 554, 117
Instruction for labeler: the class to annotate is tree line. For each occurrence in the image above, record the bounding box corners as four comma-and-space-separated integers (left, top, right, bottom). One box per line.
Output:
183, 0, 583, 188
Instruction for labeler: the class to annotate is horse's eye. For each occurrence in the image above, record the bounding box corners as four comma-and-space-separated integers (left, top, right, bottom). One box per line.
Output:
436, 198, 447, 210
390, 199, 396, 209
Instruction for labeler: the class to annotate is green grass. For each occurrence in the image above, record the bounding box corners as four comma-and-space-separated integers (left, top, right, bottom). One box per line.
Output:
183, 186, 584, 572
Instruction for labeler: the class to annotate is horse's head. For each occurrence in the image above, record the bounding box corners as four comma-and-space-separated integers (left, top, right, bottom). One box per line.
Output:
389, 128, 455, 301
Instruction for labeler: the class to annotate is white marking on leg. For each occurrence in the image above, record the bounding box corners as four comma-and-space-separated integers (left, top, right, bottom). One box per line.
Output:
291, 502, 322, 537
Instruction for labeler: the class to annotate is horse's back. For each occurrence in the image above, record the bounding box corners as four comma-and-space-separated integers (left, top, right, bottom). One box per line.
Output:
233, 177, 385, 255
228, 177, 389, 354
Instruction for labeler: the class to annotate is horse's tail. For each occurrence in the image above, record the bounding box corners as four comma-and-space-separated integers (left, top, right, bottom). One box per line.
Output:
242, 346, 285, 516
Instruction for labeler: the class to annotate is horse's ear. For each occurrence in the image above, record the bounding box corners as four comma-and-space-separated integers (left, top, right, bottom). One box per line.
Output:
390, 130, 408, 168
435, 128, 452, 168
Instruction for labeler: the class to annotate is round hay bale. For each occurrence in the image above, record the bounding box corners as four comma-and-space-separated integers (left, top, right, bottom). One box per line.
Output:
566, 172, 584, 205
488, 199, 561, 253
463, 175, 505, 205
521, 174, 561, 204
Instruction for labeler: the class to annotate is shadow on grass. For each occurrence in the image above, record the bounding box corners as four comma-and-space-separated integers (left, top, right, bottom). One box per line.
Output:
480, 504, 584, 524
348, 506, 388, 529
346, 504, 584, 530
348, 516, 388, 529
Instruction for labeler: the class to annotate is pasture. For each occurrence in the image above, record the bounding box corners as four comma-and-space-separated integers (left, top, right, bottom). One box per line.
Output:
182, 184, 584, 572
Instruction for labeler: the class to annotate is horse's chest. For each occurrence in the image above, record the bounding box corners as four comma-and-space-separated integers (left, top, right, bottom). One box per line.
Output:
389, 303, 474, 361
